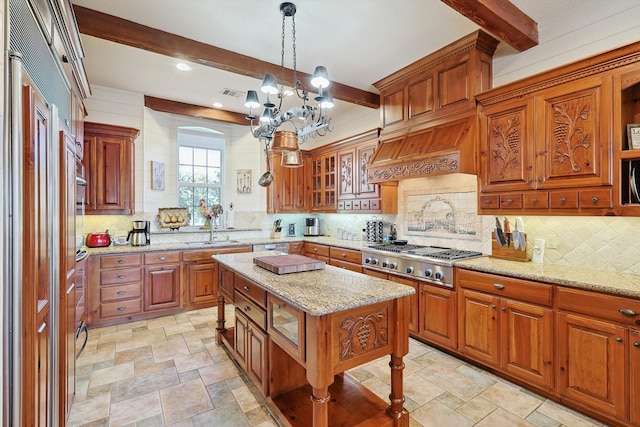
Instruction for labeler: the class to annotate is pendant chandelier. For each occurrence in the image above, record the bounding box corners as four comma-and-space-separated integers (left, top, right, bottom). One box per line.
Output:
245, 2, 333, 168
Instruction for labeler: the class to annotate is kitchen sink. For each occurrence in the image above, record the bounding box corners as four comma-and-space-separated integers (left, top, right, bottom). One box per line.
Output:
186, 240, 240, 246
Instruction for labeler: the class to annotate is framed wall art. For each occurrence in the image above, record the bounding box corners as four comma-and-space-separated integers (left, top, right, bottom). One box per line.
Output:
151, 161, 165, 190
627, 124, 640, 150
237, 169, 252, 194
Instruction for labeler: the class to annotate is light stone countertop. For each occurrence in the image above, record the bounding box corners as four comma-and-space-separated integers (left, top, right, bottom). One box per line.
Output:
214, 251, 415, 317
455, 257, 640, 299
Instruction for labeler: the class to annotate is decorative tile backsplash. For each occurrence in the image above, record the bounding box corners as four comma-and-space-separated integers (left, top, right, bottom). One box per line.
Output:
84, 173, 640, 275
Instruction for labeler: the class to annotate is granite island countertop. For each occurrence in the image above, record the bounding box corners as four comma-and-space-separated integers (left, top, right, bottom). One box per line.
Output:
214, 251, 415, 316
455, 257, 640, 299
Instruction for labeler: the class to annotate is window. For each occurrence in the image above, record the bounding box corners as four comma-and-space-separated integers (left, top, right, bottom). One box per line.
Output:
177, 129, 225, 226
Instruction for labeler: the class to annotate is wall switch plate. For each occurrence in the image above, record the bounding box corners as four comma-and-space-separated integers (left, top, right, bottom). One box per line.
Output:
532, 238, 545, 263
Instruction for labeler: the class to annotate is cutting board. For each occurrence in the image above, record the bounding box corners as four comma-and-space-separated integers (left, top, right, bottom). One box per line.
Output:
253, 254, 325, 274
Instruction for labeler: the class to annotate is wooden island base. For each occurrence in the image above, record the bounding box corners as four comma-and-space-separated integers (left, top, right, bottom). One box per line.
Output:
214, 253, 413, 427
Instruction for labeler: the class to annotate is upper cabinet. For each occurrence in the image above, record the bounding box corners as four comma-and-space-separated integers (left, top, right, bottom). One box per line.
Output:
374, 30, 497, 133
83, 122, 139, 215
618, 68, 640, 215
478, 39, 640, 215
367, 30, 498, 182
309, 151, 337, 212
267, 151, 309, 213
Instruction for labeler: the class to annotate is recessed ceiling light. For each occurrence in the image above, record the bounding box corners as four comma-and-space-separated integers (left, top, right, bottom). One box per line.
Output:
212, 102, 223, 108
176, 62, 192, 71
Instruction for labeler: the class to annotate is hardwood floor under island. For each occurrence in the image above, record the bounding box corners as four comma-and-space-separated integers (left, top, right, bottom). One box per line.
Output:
213, 251, 416, 427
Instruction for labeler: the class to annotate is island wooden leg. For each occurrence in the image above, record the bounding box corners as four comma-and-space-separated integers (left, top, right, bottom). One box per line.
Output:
311, 386, 331, 427
387, 354, 409, 426
216, 295, 226, 346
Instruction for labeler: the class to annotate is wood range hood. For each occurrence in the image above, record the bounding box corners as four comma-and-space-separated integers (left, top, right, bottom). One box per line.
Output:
366, 115, 477, 183
366, 30, 499, 183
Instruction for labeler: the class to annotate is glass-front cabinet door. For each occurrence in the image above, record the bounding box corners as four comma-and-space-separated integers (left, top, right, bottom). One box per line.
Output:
267, 294, 305, 363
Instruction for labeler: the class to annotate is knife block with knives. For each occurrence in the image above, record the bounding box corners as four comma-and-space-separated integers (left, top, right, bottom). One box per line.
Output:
490, 216, 529, 262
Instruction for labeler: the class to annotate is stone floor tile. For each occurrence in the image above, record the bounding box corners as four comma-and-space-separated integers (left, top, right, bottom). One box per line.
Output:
527, 410, 562, 427
402, 371, 445, 405
436, 391, 466, 410
110, 366, 179, 403
108, 391, 162, 427
456, 396, 499, 423
89, 361, 134, 388
190, 402, 251, 427
116, 319, 147, 331
232, 384, 261, 412
146, 315, 177, 330
411, 399, 474, 427
114, 345, 153, 365
173, 350, 214, 373
536, 400, 603, 427
164, 322, 197, 337
418, 363, 487, 401
76, 345, 116, 368
480, 380, 543, 418
97, 329, 132, 345
198, 359, 240, 385
151, 337, 190, 363
179, 369, 201, 383
474, 407, 537, 427
244, 405, 273, 426
66, 393, 110, 426
136, 413, 166, 427
206, 382, 236, 408
455, 364, 498, 388
160, 379, 213, 424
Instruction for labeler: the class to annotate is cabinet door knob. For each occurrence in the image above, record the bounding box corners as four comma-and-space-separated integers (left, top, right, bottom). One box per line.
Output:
615, 337, 623, 343
560, 197, 567, 203
243, 286, 250, 292
532, 198, 538, 203
506, 199, 513, 204
485, 199, 491, 204
634, 342, 640, 348
159, 256, 166, 261
619, 308, 638, 317
491, 305, 496, 309
342, 253, 347, 257
493, 283, 505, 290
537, 177, 543, 182
501, 307, 506, 312
527, 178, 532, 184
244, 306, 251, 312
591, 197, 598, 202
314, 248, 318, 252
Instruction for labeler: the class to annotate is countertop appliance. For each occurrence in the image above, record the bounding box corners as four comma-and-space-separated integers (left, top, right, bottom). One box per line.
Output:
128, 220, 150, 246
304, 217, 321, 236
361, 243, 483, 288
252, 242, 290, 253
86, 232, 111, 248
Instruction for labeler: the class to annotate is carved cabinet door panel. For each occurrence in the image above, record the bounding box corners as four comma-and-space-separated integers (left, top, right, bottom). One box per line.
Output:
356, 143, 380, 199
337, 149, 355, 199
537, 77, 612, 189
480, 97, 534, 193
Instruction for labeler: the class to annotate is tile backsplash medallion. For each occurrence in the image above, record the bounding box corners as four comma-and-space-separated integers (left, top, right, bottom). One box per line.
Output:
84, 172, 640, 275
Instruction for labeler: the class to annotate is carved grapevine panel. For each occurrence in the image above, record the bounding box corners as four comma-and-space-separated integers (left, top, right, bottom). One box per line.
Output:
487, 109, 525, 184
339, 308, 388, 361
340, 152, 353, 195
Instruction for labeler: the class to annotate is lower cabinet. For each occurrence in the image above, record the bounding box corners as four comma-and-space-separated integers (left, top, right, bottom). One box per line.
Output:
234, 310, 269, 395
328, 246, 363, 273
186, 262, 218, 306
556, 286, 640, 424
303, 242, 330, 263
418, 283, 457, 349
144, 264, 181, 311
388, 275, 419, 335
457, 269, 554, 390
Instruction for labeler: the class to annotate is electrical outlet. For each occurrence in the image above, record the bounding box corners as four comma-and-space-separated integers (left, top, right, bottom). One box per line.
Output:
546, 235, 557, 249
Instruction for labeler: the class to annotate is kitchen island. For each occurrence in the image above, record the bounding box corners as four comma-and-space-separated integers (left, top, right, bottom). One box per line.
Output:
214, 251, 415, 427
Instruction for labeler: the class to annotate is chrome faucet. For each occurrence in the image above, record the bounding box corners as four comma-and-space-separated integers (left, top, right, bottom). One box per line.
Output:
209, 225, 217, 243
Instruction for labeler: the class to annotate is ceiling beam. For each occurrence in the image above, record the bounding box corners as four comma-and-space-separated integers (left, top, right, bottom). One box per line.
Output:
144, 96, 249, 126
440, 0, 538, 51
73, 5, 380, 109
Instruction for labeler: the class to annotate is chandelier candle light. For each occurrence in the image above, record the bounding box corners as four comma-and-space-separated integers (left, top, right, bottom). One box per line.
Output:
245, 2, 334, 169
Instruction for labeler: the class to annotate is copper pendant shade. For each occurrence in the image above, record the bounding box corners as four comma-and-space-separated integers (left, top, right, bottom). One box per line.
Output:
270, 131, 299, 151
280, 150, 304, 168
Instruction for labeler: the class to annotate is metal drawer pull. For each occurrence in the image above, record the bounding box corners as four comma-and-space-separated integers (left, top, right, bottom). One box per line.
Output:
159, 256, 166, 261
493, 283, 505, 290
244, 306, 251, 312
117, 259, 126, 264
117, 291, 126, 296
532, 198, 538, 203
537, 177, 543, 182
634, 342, 640, 348
592, 197, 598, 202
501, 307, 506, 312
560, 197, 566, 203
243, 286, 250, 292
117, 307, 126, 312
619, 308, 638, 317
615, 337, 623, 343
116, 274, 126, 279
314, 248, 318, 252
506, 199, 513, 204
37, 322, 47, 333
342, 253, 347, 257
491, 305, 496, 309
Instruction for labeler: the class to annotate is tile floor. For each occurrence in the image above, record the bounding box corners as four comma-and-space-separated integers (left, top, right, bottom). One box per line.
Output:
68, 307, 609, 427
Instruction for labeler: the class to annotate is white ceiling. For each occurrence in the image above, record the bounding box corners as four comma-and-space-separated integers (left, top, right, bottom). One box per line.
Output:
69, 0, 589, 120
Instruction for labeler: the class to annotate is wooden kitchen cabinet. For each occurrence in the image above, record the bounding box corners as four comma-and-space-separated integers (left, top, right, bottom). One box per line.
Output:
83, 122, 139, 214
631, 329, 640, 426
556, 286, 640, 424
268, 294, 306, 364
328, 246, 362, 273
72, 94, 85, 159
303, 242, 330, 263
337, 135, 380, 209
617, 68, 640, 215
478, 76, 614, 215
418, 283, 457, 349
267, 151, 309, 213
309, 152, 337, 212
457, 269, 554, 390
144, 264, 181, 311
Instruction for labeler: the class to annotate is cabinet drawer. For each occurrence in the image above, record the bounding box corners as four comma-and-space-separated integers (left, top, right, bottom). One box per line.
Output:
144, 251, 181, 265
499, 193, 523, 209
329, 247, 361, 264
182, 246, 251, 261
235, 274, 267, 307
549, 190, 578, 209
100, 283, 142, 302
101, 254, 142, 268
329, 259, 363, 273
523, 192, 549, 209
557, 287, 640, 326
100, 267, 142, 285
480, 194, 499, 209
305, 243, 329, 258
101, 298, 142, 318
359, 199, 370, 210
579, 189, 612, 209
457, 269, 553, 306
369, 199, 381, 210
234, 291, 267, 330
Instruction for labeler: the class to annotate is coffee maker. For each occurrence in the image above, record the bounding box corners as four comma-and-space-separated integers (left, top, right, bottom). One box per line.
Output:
128, 220, 150, 246
304, 218, 321, 236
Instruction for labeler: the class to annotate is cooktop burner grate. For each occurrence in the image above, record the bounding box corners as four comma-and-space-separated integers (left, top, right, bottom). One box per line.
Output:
426, 249, 483, 261
367, 243, 424, 253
